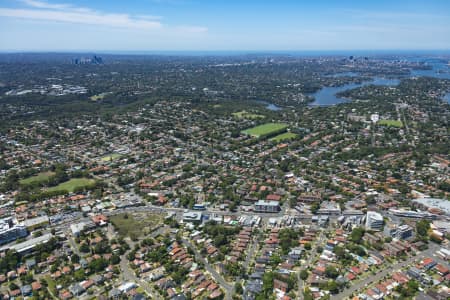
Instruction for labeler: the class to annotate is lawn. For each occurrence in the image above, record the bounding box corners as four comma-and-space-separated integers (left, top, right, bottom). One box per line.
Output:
90, 92, 111, 101
44, 275, 57, 296
378, 119, 403, 127
100, 153, 122, 162
20, 171, 55, 185
90, 94, 104, 101
110, 212, 163, 238
242, 123, 288, 138
232, 110, 265, 120
47, 178, 96, 193
270, 132, 298, 142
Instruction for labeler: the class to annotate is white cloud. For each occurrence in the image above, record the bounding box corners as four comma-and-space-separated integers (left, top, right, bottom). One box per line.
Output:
1, 0, 205, 32
0, 7, 162, 29
20, 0, 72, 10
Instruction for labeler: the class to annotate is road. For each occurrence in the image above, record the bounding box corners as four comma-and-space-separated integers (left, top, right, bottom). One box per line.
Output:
119, 253, 162, 300
45, 194, 449, 300
181, 238, 233, 300
243, 235, 258, 272
331, 244, 441, 300
68, 236, 81, 256
298, 230, 326, 299
119, 227, 167, 300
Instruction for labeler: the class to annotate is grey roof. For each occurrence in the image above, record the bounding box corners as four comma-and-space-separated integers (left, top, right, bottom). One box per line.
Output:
0, 233, 53, 253
413, 198, 450, 215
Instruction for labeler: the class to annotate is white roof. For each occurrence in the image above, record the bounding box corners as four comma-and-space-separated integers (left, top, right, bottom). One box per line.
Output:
255, 200, 279, 206
413, 198, 450, 215
21, 215, 49, 227
0, 233, 53, 253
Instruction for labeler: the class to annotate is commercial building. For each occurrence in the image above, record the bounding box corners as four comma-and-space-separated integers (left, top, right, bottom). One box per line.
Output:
389, 209, 436, 220
0, 233, 53, 254
0, 217, 28, 245
384, 224, 413, 240
20, 215, 49, 230
365, 211, 383, 231
182, 211, 202, 224
254, 200, 280, 213
412, 198, 450, 216
317, 201, 341, 215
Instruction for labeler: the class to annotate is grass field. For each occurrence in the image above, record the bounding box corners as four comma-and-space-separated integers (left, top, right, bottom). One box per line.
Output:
378, 119, 403, 127
45, 275, 57, 296
242, 123, 288, 138
47, 178, 96, 193
90, 92, 111, 101
110, 212, 163, 238
100, 153, 122, 162
232, 110, 265, 120
90, 94, 104, 101
270, 132, 298, 142
20, 171, 55, 185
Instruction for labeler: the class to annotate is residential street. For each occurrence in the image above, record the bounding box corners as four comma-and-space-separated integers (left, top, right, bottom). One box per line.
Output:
331, 244, 441, 299
181, 238, 233, 300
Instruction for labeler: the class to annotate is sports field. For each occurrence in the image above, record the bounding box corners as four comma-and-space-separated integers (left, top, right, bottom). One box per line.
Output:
20, 172, 55, 185
100, 153, 122, 162
378, 119, 403, 127
270, 132, 298, 142
47, 178, 96, 193
241, 123, 288, 138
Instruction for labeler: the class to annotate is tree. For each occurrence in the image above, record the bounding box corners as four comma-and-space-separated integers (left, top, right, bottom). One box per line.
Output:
333, 246, 345, 259
68, 254, 80, 267
278, 228, 300, 254
89, 258, 108, 272
300, 269, 309, 280
21, 272, 34, 284
328, 280, 339, 294
234, 282, 243, 295
79, 243, 90, 253
416, 220, 430, 237
303, 288, 314, 300
261, 271, 275, 297
310, 202, 320, 214
325, 266, 339, 279
73, 269, 85, 281
350, 227, 365, 244
110, 255, 120, 265
9, 282, 19, 290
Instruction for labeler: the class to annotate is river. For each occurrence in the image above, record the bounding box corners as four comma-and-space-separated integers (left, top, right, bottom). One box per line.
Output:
444, 92, 450, 104
309, 58, 450, 106
309, 77, 400, 106
255, 100, 282, 111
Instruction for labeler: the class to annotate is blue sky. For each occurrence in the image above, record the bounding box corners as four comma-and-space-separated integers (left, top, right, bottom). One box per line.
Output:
0, 0, 449, 51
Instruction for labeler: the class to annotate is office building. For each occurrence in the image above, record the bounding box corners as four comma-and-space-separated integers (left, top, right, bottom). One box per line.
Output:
0, 217, 28, 245
254, 200, 280, 213
365, 211, 383, 231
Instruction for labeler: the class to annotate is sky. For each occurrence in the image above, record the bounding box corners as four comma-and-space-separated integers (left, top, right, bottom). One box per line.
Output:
0, 0, 449, 52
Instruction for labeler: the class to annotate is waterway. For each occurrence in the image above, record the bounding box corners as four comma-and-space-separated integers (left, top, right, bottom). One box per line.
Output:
309, 58, 450, 106
255, 100, 282, 111
407, 57, 450, 79
309, 77, 400, 106
444, 92, 450, 104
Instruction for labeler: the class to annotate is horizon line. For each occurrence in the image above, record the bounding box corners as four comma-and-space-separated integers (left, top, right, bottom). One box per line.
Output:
1, 49, 450, 56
